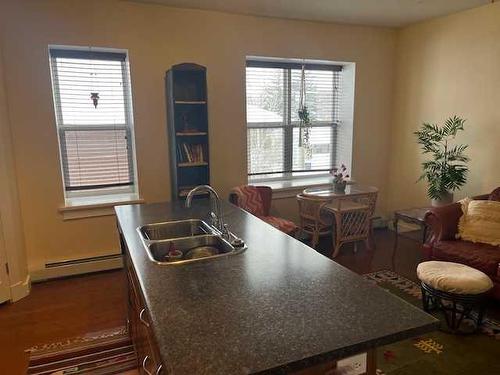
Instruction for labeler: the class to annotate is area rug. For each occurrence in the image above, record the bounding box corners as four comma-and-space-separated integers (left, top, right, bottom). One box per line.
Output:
26, 326, 138, 375
363, 270, 500, 375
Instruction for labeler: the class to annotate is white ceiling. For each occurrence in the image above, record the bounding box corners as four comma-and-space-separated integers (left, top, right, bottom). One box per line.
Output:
130, 0, 490, 27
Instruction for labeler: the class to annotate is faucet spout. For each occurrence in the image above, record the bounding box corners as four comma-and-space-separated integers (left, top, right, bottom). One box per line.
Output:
185, 185, 229, 239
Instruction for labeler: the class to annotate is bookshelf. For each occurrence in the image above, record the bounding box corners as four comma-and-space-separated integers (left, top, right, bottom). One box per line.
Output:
165, 63, 210, 200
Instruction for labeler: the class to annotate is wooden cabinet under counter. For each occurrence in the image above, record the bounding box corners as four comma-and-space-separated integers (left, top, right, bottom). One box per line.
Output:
123, 236, 163, 375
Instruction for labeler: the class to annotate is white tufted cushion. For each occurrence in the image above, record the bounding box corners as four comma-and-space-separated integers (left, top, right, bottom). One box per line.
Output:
417, 261, 493, 295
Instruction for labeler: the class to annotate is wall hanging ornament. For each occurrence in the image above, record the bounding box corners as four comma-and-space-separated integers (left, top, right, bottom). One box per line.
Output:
90, 92, 100, 108
89, 60, 99, 108
298, 64, 311, 152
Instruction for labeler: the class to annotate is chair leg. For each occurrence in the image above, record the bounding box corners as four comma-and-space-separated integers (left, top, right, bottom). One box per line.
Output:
333, 243, 342, 258
331, 215, 342, 258
476, 303, 486, 329
365, 238, 373, 251
421, 286, 429, 312
293, 228, 301, 240
370, 219, 376, 248
365, 228, 375, 251
311, 231, 319, 249
331, 243, 342, 258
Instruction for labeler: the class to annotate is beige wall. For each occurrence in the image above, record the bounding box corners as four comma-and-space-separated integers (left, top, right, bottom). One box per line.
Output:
388, 2, 500, 211
3, 0, 498, 275
0, 0, 396, 272
0, 40, 29, 296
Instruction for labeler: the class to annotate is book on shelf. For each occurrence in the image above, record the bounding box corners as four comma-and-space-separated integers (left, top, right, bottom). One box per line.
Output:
176, 131, 207, 136
177, 143, 205, 164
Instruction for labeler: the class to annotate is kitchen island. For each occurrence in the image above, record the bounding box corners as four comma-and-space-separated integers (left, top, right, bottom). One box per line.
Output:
115, 199, 437, 374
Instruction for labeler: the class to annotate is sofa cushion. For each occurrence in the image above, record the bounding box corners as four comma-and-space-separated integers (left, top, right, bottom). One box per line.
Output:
432, 240, 500, 276
261, 216, 298, 235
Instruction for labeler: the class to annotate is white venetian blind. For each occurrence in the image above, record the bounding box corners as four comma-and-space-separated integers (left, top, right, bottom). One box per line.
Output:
246, 60, 342, 178
49, 49, 135, 192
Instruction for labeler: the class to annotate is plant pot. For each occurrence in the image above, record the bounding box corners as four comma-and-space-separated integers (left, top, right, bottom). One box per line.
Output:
431, 192, 454, 207
333, 181, 347, 194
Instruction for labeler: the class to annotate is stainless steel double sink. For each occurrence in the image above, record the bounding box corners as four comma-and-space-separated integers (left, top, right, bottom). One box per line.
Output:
137, 219, 246, 265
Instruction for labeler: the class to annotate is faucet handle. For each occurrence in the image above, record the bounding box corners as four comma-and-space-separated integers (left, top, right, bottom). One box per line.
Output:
222, 224, 232, 241
231, 237, 245, 248
209, 211, 219, 226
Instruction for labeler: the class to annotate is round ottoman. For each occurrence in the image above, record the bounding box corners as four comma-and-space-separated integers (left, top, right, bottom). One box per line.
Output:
417, 261, 493, 332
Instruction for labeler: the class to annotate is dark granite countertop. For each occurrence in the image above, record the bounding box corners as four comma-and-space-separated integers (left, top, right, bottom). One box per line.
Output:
115, 200, 437, 374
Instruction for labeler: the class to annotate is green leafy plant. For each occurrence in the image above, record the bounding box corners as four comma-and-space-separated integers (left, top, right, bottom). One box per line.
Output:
414, 116, 469, 200
298, 104, 311, 150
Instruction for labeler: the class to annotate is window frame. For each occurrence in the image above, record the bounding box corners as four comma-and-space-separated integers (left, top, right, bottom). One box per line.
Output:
246, 59, 341, 182
48, 45, 139, 204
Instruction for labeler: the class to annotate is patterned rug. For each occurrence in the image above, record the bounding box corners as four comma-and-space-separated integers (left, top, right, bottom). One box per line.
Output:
363, 270, 500, 375
26, 326, 138, 375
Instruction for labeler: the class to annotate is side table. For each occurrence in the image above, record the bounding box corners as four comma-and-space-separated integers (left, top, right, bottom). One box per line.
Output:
392, 207, 431, 270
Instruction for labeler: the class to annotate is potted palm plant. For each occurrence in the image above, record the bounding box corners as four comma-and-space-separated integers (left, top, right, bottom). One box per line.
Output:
414, 116, 469, 206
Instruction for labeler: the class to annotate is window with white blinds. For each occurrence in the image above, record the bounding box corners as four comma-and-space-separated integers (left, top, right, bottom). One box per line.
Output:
246, 60, 342, 180
49, 48, 137, 197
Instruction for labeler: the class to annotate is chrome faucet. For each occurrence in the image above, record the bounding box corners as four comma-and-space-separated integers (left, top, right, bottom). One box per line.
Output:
185, 185, 229, 239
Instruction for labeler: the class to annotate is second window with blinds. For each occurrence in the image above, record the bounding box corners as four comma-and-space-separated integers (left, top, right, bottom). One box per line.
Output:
246, 59, 343, 181
49, 47, 138, 205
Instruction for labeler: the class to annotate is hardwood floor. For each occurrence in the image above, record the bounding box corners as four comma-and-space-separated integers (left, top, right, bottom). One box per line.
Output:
0, 270, 127, 374
0, 229, 497, 374
318, 228, 424, 283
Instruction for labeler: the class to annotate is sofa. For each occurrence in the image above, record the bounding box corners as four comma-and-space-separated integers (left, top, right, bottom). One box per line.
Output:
423, 189, 500, 300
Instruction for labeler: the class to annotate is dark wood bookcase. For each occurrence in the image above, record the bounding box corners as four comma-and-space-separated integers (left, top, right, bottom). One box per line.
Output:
165, 63, 210, 200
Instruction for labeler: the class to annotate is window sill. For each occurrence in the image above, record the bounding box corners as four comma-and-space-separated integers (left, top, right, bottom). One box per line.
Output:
250, 176, 332, 199
59, 194, 145, 220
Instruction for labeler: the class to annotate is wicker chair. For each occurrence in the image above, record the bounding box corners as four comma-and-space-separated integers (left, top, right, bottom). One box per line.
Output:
323, 191, 378, 258
296, 194, 332, 248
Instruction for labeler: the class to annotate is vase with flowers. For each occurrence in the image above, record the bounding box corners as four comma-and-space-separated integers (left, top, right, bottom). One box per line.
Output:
330, 164, 349, 193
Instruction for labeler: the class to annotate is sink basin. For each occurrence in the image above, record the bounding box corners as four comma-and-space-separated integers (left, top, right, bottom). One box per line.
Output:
137, 219, 246, 265
139, 219, 213, 241
146, 235, 246, 265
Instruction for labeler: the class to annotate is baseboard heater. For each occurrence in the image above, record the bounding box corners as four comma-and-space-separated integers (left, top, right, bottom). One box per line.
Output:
31, 254, 123, 282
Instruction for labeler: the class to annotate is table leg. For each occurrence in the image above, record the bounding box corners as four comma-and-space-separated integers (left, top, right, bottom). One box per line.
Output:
366, 348, 377, 375
422, 225, 428, 244
391, 217, 399, 271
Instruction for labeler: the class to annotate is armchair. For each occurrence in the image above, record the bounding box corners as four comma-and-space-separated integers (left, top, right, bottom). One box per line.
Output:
229, 185, 298, 236
423, 192, 500, 300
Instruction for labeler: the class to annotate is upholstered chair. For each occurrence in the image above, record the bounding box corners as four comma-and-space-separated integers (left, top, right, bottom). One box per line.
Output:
229, 185, 298, 236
